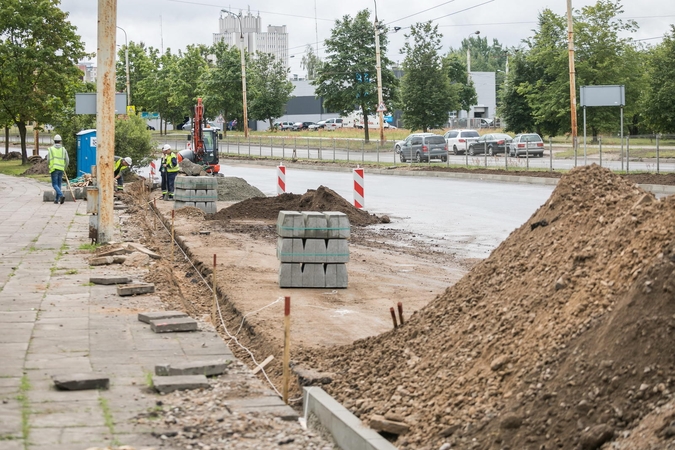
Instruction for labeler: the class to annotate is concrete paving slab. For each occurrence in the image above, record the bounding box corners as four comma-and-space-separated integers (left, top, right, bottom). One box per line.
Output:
26, 357, 93, 372
89, 275, 132, 285
52, 373, 110, 390
0, 310, 37, 322
137, 310, 188, 324
154, 359, 232, 376
152, 374, 209, 393
150, 317, 199, 333
117, 283, 155, 296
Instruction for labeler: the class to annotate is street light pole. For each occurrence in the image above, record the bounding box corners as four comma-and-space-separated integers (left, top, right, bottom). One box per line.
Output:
116, 26, 130, 107
466, 31, 480, 125
373, 0, 385, 145
222, 10, 249, 138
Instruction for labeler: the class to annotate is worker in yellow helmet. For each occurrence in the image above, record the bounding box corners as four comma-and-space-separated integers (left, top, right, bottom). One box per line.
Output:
114, 156, 132, 191
46, 134, 69, 204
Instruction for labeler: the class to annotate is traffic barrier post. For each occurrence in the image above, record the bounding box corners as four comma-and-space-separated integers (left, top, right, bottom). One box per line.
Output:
353, 167, 364, 209
277, 164, 286, 195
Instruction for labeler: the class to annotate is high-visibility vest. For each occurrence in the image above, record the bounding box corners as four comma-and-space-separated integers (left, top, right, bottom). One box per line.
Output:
114, 158, 123, 176
48, 146, 66, 173
166, 152, 179, 172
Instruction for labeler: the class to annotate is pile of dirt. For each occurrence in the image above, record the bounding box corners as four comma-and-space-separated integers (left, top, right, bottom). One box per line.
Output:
297, 165, 675, 449
216, 176, 265, 202
174, 206, 205, 219
2, 151, 21, 160
22, 159, 48, 175
209, 185, 382, 226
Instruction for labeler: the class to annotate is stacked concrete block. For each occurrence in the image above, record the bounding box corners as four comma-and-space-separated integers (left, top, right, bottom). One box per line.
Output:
173, 176, 218, 214
277, 211, 350, 288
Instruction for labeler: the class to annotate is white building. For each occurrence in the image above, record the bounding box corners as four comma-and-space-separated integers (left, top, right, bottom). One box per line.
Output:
213, 9, 289, 69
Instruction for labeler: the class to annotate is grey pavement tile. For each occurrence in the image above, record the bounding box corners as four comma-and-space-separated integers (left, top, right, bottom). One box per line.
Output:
0, 376, 21, 390
35, 309, 89, 319
0, 329, 34, 344
0, 302, 43, 312
60, 426, 114, 445
88, 364, 144, 378
1, 343, 29, 354
33, 317, 89, 331
0, 311, 37, 322
29, 327, 88, 340
0, 365, 26, 378
0, 439, 23, 450
31, 400, 105, 428
25, 351, 89, 361
24, 356, 92, 372
28, 388, 100, 404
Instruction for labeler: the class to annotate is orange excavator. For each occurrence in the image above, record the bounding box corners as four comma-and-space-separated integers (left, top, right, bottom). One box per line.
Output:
177, 98, 221, 174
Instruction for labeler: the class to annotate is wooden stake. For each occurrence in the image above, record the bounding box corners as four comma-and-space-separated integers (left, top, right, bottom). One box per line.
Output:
153, 198, 156, 230
253, 355, 275, 375
171, 209, 175, 263
212, 254, 217, 323
390, 307, 398, 329
397, 302, 404, 325
282, 296, 291, 404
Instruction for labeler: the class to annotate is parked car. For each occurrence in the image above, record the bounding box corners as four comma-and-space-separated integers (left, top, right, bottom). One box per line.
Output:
292, 121, 315, 131
394, 133, 435, 154
398, 134, 448, 163
467, 133, 513, 156
308, 120, 326, 131
273, 121, 295, 131
146, 125, 155, 131
323, 118, 344, 131
444, 129, 480, 155
508, 133, 545, 157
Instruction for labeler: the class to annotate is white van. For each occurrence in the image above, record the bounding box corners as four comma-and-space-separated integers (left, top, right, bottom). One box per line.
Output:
323, 118, 344, 131
343, 111, 389, 129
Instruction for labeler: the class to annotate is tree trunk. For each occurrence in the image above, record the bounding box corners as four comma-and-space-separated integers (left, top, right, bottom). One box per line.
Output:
363, 112, 370, 143
17, 121, 28, 165
4, 126, 8, 156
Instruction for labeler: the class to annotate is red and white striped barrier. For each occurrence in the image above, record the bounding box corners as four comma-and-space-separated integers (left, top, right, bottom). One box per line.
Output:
277, 163, 286, 195
149, 160, 157, 181
353, 167, 364, 209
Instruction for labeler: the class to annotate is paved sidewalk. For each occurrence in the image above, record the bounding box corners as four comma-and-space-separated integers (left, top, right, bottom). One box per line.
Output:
0, 175, 307, 450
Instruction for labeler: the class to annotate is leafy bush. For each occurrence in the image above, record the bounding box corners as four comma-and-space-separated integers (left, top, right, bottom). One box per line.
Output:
115, 114, 156, 167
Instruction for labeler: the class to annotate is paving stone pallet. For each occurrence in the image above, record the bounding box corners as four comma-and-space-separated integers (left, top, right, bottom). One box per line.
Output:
173, 175, 218, 214
277, 211, 350, 288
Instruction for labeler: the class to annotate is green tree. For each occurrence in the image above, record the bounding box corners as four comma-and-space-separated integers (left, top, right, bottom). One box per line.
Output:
248, 52, 294, 129
172, 45, 210, 126
116, 41, 160, 112
399, 22, 455, 132
114, 114, 155, 167
137, 50, 183, 134
300, 44, 321, 80
443, 53, 478, 115
642, 25, 675, 133
200, 42, 243, 134
313, 10, 398, 142
0, 0, 87, 164
500, 52, 536, 134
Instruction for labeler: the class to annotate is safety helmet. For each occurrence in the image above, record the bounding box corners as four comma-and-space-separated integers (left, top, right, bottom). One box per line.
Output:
162, 144, 171, 152
53, 134, 62, 142
124, 157, 132, 165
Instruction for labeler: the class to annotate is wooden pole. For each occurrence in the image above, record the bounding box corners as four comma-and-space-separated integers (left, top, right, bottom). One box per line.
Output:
171, 209, 175, 263
153, 198, 156, 230
397, 302, 404, 325
566, 0, 578, 163
390, 307, 398, 329
212, 254, 218, 324
282, 296, 291, 404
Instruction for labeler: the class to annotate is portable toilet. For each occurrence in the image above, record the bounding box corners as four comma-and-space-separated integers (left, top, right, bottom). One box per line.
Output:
76, 129, 97, 176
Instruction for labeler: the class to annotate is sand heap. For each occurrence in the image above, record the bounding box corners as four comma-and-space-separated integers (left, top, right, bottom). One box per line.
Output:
297, 165, 675, 450
209, 185, 382, 226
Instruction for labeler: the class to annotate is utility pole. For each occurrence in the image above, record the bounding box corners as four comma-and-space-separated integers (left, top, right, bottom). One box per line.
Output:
566, 0, 578, 164
96, 0, 117, 243
373, 0, 385, 145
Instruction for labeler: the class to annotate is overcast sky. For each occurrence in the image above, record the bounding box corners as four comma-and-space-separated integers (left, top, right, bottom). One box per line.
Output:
59, 0, 673, 76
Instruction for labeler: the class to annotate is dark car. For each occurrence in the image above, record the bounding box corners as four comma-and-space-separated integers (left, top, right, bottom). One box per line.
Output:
292, 121, 315, 131
399, 134, 448, 163
146, 125, 155, 131
467, 133, 513, 156
508, 133, 545, 157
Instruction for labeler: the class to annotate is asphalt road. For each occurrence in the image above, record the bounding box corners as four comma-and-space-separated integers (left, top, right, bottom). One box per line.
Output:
218, 164, 554, 260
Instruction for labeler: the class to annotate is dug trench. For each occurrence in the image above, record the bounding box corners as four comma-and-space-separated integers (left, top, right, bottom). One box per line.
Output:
119, 166, 675, 450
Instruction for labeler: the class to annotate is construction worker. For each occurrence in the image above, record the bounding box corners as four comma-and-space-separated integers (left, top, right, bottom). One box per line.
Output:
114, 156, 132, 191
46, 134, 69, 204
160, 144, 179, 200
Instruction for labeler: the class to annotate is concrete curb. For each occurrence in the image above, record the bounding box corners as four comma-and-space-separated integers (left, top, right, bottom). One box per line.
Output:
222, 158, 675, 194
303, 387, 398, 450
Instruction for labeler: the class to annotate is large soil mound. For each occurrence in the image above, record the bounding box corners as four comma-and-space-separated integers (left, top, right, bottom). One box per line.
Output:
209, 185, 382, 226
297, 165, 675, 449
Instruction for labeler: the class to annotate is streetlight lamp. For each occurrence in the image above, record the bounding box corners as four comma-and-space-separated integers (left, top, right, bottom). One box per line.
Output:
373, 0, 386, 145
466, 30, 480, 73
116, 26, 130, 107
221, 9, 249, 138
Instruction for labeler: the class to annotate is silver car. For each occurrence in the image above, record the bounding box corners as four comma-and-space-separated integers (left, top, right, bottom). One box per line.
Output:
508, 133, 545, 157
399, 134, 448, 163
